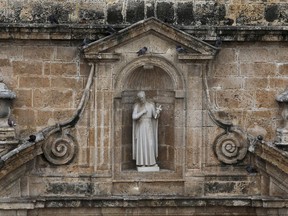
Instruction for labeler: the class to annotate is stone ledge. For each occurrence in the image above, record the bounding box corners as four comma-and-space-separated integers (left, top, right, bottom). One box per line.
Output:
0, 196, 287, 209
0, 23, 287, 42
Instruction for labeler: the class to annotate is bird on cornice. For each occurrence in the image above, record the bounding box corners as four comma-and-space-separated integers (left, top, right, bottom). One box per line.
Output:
27, 135, 36, 142
8, 118, 16, 127
106, 25, 117, 35
223, 18, 234, 26
176, 45, 187, 53
81, 38, 92, 47
137, 47, 148, 56
48, 14, 59, 24
215, 37, 222, 47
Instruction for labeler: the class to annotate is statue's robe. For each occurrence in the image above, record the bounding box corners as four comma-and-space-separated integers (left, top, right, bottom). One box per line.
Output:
132, 101, 158, 166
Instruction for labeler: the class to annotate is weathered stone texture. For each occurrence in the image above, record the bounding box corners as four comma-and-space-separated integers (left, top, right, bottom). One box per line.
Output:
0, 14, 287, 216
0, 0, 287, 26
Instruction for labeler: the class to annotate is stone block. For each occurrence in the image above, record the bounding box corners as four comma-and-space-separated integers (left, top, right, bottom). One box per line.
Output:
184, 177, 204, 196
186, 127, 202, 169
23, 46, 54, 60
140, 181, 183, 195
96, 77, 112, 90
187, 110, 202, 127
240, 62, 276, 77
177, 2, 194, 25
13, 109, 36, 128
107, 3, 123, 24
187, 64, 202, 77
0, 59, 11, 67
35, 110, 54, 126
13, 61, 42, 75
19, 77, 50, 88
215, 48, 237, 64
33, 89, 73, 109
270, 77, 288, 90
238, 47, 276, 63
213, 63, 238, 77
216, 89, 254, 109
56, 47, 77, 61
208, 77, 243, 90
126, 0, 145, 23
156, 2, 174, 23
279, 64, 288, 76
14, 89, 32, 108
51, 77, 83, 89
146, 0, 155, 18
46, 182, 93, 195
53, 110, 74, 122
49, 63, 77, 76
245, 77, 268, 89
255, 89, 278, 109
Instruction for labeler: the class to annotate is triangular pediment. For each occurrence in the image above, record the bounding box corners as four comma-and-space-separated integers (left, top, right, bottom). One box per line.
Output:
84, 17, 218, 60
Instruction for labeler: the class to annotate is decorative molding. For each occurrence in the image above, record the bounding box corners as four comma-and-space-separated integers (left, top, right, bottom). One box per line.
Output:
213, 130, 248, 164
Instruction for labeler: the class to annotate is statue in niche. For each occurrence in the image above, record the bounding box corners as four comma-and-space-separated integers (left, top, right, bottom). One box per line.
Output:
132, 91, 162, 171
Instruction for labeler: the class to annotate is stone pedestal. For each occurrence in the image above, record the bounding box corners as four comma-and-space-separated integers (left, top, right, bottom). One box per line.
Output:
137, 165, 160, 172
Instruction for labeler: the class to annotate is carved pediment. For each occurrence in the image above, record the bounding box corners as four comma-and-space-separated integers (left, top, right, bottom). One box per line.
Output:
83, 17, 218, 60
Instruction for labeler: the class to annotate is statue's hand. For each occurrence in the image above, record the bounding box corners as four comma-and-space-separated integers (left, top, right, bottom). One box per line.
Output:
142, 109, 147, 115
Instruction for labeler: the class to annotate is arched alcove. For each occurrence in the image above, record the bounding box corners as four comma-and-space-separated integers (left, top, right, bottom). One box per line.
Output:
113, 58, 185, 175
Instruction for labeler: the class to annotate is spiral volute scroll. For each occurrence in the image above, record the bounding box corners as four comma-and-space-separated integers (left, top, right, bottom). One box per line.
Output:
213, 130, 248, 164
42, 133, 77, 165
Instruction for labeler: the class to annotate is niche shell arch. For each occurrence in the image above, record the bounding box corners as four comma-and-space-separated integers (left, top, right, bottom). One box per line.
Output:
114, 56, 185, 93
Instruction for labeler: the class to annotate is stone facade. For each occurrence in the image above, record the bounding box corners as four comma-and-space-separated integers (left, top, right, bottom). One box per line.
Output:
0, 0, 287, 26
0, 1, 287, 215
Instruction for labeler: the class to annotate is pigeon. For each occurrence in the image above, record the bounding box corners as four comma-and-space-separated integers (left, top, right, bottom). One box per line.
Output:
81, 38, 92, 47
48, 14, 59, 24
223, 18, 234, 26
176, 45, 187, 53
106, 25, 117, 35
28, 135, 36, 142
8, 118, 16, 127
137, 47, 148, 56
246, 165, 258, 174
215, 37, 222, 47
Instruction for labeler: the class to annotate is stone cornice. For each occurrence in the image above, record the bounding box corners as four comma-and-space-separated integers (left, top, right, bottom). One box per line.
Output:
0, 23, 287, 42
0, 196, 287, 209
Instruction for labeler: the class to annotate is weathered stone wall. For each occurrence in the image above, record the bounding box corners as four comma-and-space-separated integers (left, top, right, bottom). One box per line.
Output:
0, 1, 287, 215
0, 35, 287, 200
0, 0, 287, 26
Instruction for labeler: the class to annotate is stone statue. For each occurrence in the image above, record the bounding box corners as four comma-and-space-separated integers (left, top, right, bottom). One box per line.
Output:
132, 91, 162, 171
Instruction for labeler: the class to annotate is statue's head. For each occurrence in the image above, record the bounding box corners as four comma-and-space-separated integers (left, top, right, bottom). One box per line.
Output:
137, 91, 146, 103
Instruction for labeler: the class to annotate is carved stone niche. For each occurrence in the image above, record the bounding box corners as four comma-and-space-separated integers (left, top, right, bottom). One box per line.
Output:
83, 18, 217, 181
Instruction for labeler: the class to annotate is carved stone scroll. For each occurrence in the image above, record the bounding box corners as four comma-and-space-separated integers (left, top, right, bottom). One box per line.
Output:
42, 132, 77, 165
213, 130, 248, 164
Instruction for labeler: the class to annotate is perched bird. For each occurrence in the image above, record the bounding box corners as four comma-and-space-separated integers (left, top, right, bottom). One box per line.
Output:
81, 38, 92, 47
48, 14, 59, 24
137, 47, 148, 56
106, 25, 117, 35
215, 37, 222, 47
8, 118, 16, 127
246, 165, 258, 174
176, 45, 187, 53
28, 135, 36, 142
223, 18, 234, 26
